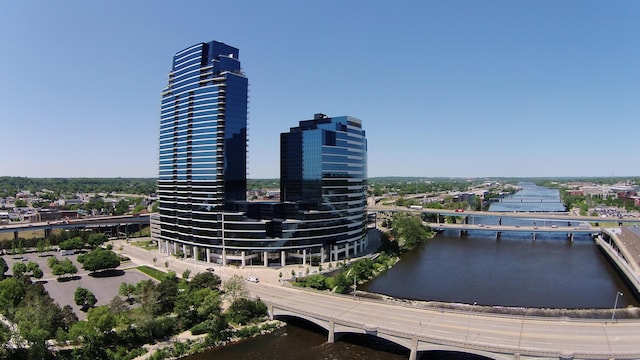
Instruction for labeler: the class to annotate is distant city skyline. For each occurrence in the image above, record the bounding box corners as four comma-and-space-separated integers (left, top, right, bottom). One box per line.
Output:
1, 1, 639, 178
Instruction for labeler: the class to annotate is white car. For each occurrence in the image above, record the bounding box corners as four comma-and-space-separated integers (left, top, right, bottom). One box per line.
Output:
247, 276, 259, 283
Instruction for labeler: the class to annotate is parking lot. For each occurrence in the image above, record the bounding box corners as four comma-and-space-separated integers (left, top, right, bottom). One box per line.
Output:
3, 249, 153, 319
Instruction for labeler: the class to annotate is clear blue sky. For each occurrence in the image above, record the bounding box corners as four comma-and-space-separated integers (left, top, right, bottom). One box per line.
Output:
1, 1, 638, 179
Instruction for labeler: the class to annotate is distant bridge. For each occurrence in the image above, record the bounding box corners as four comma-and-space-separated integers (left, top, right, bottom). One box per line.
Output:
428, 223, 600, 241
0, 214, 150, 239
368, 206, 640, 225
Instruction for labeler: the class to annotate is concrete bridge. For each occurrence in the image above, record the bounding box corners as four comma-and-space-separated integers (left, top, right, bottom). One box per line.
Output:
428, 223, 600, 241
249, 283, 640, 360
0, 214, 150, 239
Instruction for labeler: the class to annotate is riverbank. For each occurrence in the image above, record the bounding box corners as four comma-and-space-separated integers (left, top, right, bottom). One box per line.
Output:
356, 291, 640, 319
135, 320, 285, 360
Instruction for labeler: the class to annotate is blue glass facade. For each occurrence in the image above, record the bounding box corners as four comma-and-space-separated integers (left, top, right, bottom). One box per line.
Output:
280, 113, 368, 252
155, 42, 368, 266
158, 40, 247, 250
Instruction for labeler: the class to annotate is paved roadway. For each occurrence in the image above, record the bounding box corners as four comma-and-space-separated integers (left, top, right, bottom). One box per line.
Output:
248, 283, 640, 359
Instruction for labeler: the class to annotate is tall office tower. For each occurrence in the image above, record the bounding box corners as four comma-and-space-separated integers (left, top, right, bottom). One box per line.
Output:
157, 40, 248, 260
280, 113, 368, 260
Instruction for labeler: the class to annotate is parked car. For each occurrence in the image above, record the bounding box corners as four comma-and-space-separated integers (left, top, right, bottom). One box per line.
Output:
247, 276, 259, 283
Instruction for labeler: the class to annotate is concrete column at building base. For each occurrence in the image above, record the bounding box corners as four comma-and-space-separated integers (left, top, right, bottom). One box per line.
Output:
182, 244, 187, 258
206, 248, 211, 263
281, 251, 286, 267
193, 245, 197, 261
320, 247, 326, 263
264, 251, 268, 267
302, 249, 307, 265
241, 251, 246, 267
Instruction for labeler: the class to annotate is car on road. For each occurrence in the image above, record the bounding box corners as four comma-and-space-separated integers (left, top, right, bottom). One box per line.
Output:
206, 267, 215, 272
247, 276, 259, 283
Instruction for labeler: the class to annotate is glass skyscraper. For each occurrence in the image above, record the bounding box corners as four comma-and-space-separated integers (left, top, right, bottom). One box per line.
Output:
154, 40, 368, 266
280, 113, 368, 261
157, 40, 247, 262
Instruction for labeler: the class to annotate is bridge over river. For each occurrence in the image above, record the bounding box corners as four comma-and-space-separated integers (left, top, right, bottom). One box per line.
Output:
249, 282, 640, 360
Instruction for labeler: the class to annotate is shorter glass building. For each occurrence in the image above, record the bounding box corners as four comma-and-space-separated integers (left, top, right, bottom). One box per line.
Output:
155, 113, 368, 266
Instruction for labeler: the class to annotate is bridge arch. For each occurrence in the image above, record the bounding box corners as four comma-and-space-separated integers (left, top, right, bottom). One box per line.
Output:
271, 309, 512, 360
417, 347, 512, 360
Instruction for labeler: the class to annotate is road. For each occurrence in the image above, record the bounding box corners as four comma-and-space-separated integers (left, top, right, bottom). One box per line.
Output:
247, 281, 640, 359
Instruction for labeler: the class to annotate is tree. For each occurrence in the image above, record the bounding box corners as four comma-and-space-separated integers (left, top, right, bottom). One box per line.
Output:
14, 199, 27, 208
49, 258, 78, 278
118, 282, 135, 302
15, 285, 67, 360
0, 257, 7, 277
156, 273, 179, 314
391, 213, 432, 251
190, 271, 221, 291
0, 277, 26, 313
58, 237, 85, 251
225, 298, 268, 325
36, 239, 45, 255
12, 262, 27, 277
222, 275, 249, 302
113, 199, 130, 216
182, 269, 191, 280
86, 233, 107, 248
87, 305, 116, 333
77, 248, 120, 272
74, 287, 97, 311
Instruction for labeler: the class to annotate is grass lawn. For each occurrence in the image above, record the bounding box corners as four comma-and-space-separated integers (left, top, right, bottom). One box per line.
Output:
130, 240, 158, 250
136, 265, 167, 280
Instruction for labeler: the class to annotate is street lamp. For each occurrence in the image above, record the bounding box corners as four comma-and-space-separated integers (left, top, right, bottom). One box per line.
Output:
612, 291, 623, 321
353, 275, 357, 300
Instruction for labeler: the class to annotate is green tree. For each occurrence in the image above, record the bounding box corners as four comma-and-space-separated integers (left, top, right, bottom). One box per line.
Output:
223, 275, 249, 302
156, 272, 179, 314
190, 271, 221, 290
86, 233, 107, 248
0, 257, 8, 277
87, 305, 116, 333
14, 199, 27, 208
36, 239, 45, 254
391, 213, 432, 251
58, 237, 85, 251
49, 258, 78, 278
113, 199, 130, 216
225, 298, 268, 325
12, 262, 27, 277
74, 287, 97, 311
15, 285, 66, 360
119, 282, 135, 302
0, 277, 26, 313
182, 269, 191, 280
77, 248, 120, 273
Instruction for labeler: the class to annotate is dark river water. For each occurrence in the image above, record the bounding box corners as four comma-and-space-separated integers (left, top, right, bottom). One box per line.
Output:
187, 183, 638, 359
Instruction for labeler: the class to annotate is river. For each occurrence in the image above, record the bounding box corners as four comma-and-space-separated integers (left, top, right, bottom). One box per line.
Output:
187, 183, 638, 359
